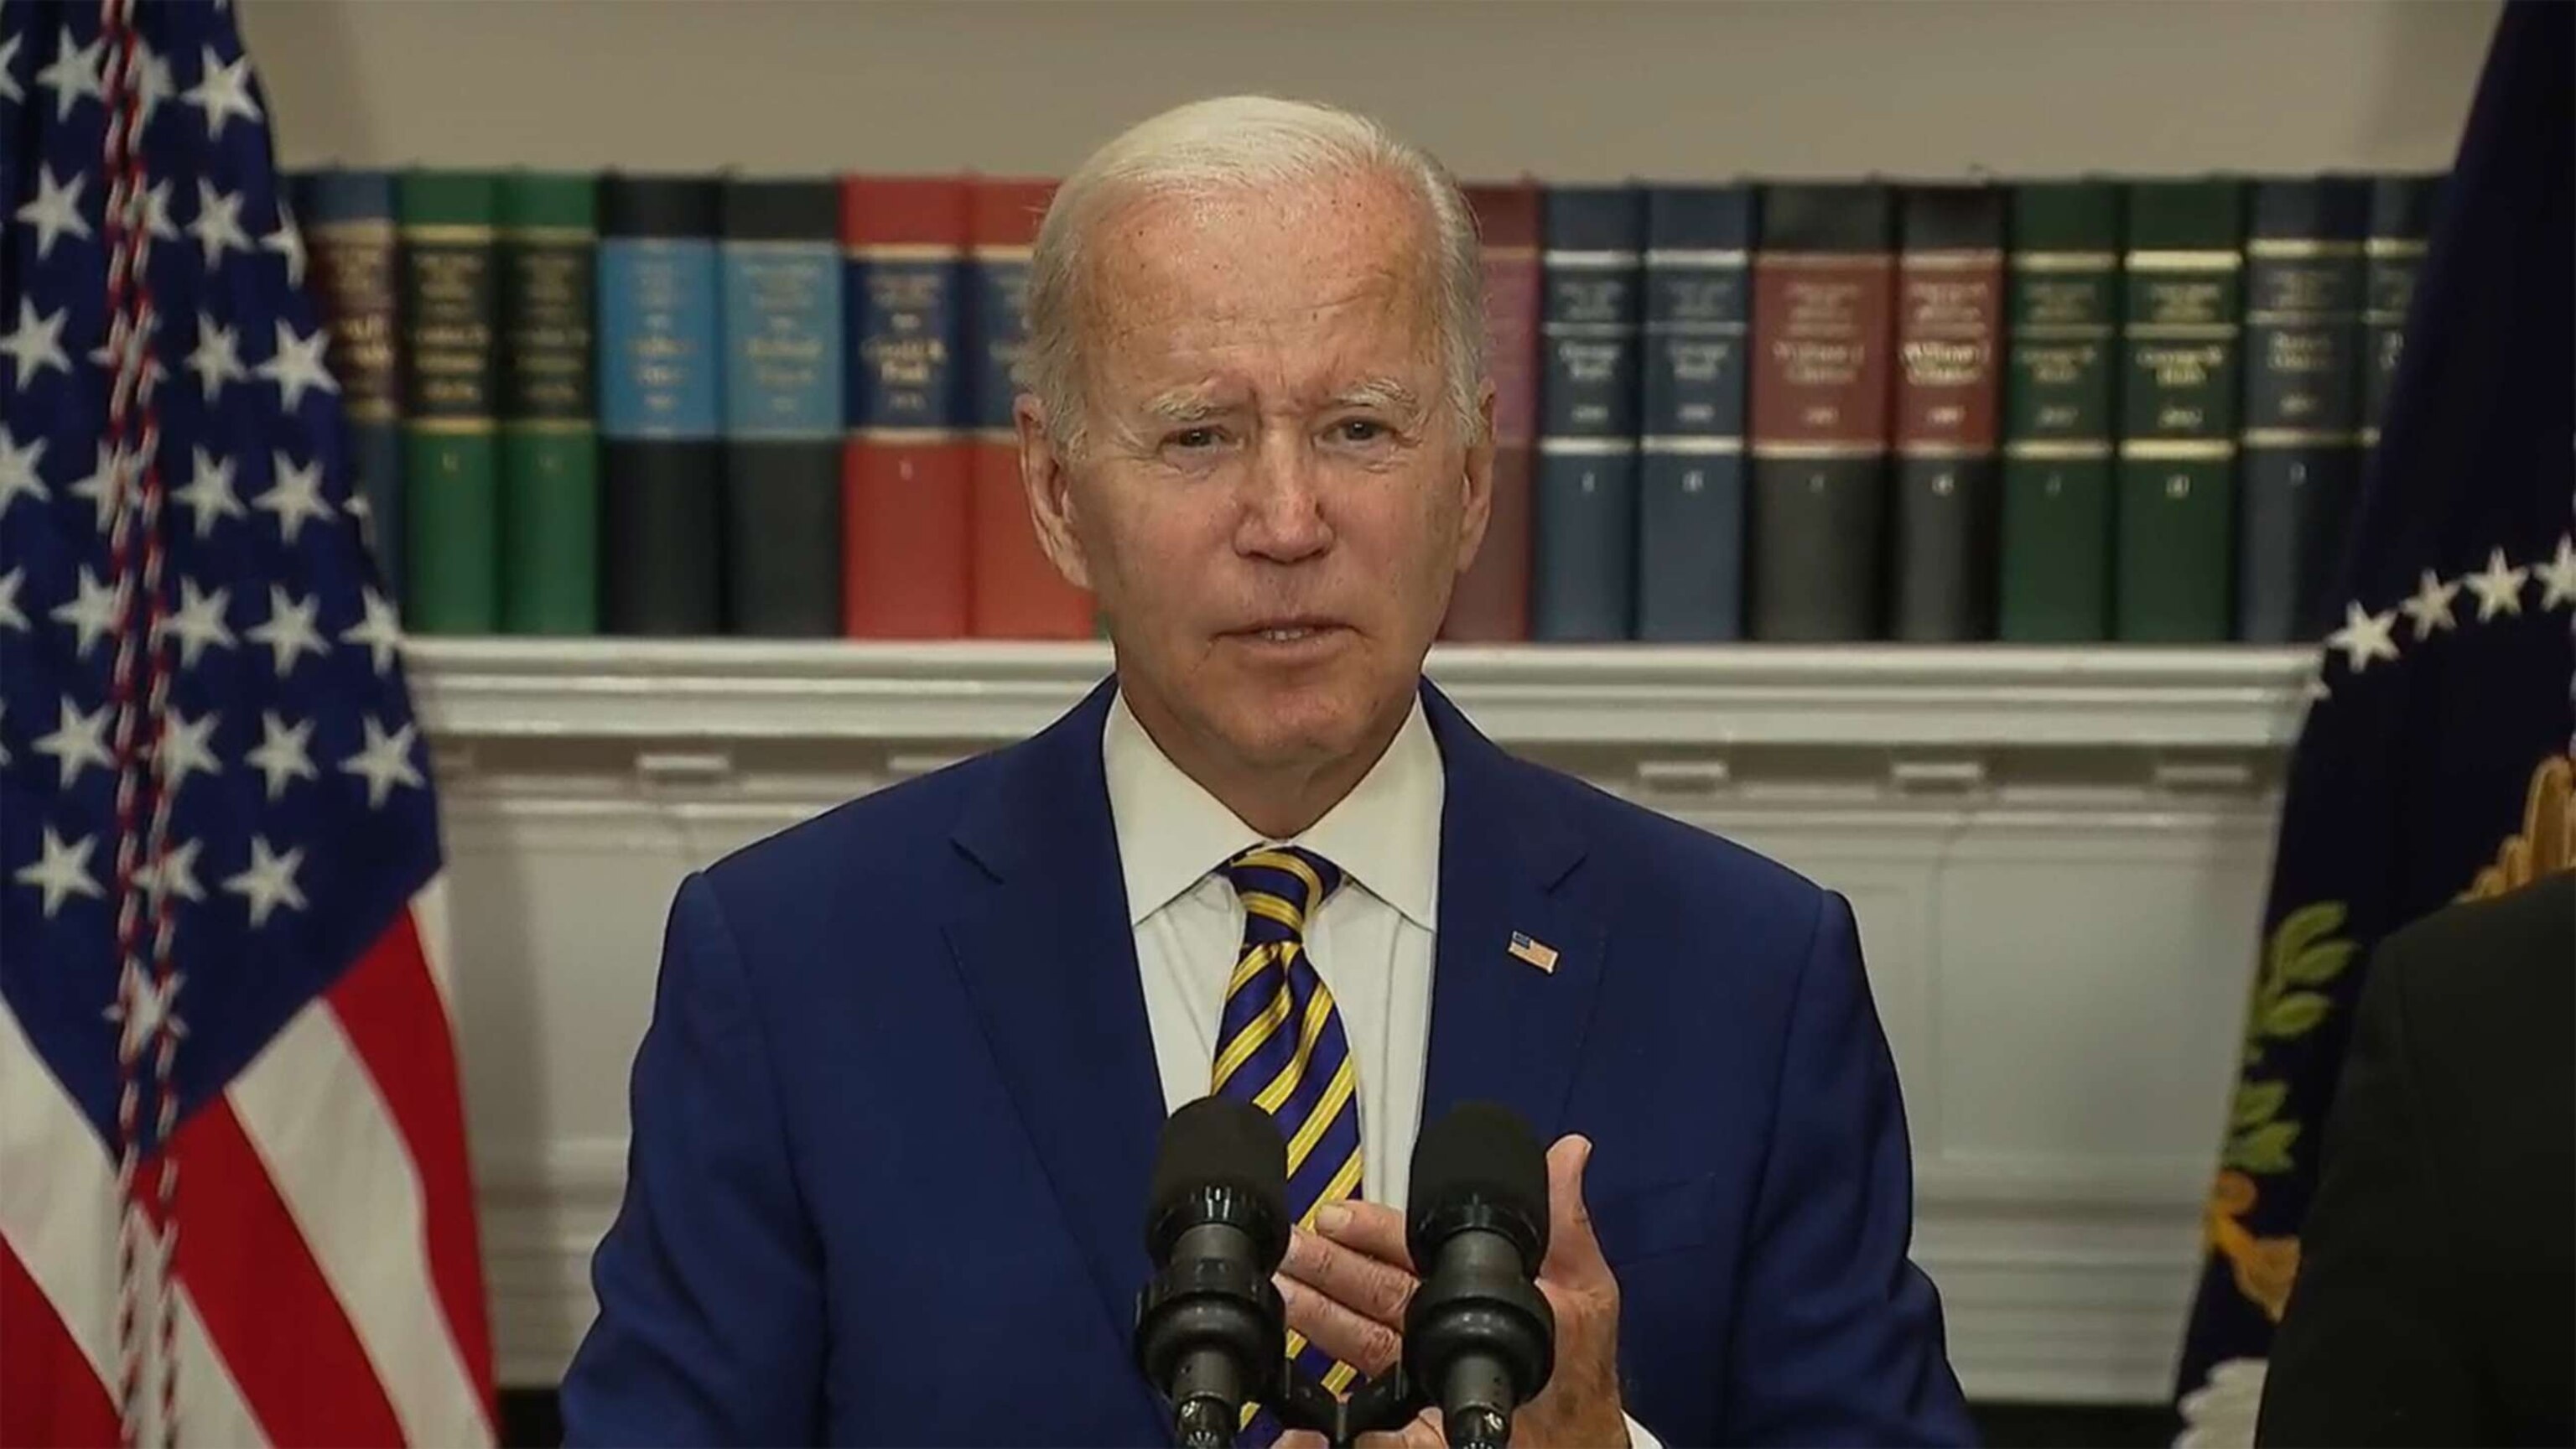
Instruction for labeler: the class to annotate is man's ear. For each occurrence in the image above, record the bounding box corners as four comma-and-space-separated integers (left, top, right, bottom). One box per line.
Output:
1016, 395, 1093, 591
1452, 380, 1498, 574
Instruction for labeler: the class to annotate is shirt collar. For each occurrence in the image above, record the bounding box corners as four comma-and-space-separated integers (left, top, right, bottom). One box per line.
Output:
1103, 685, 1443, 930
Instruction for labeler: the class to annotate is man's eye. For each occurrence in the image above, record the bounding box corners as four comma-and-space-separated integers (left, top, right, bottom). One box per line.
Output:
1335, 419, 1388, 443
1168, 427, 1221, 450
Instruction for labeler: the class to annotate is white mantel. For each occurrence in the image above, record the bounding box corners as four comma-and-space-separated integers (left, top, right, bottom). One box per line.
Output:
412, 640, 2313, 1403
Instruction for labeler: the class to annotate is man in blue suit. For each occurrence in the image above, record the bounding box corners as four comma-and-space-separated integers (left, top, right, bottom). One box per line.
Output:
561, 95, 1971, 1447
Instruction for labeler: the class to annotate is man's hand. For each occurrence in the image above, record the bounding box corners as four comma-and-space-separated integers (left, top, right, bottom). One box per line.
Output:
1271, 1135, 1630, 1447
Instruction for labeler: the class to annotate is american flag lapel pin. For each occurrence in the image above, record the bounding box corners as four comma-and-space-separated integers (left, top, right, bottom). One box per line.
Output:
1507, 931, 1560, 974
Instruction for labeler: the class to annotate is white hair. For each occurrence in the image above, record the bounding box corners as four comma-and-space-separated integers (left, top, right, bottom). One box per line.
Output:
1021, 94, 1488, 460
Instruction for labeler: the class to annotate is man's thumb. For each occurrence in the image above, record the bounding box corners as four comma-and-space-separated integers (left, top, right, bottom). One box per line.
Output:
1542, 1135, 1608, 1278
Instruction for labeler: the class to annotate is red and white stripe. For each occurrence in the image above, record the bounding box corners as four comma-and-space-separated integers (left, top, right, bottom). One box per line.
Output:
0, 882, 496, 1447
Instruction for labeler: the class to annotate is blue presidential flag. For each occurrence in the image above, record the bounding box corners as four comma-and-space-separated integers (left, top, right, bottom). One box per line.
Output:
2171, 2, 2575, 1439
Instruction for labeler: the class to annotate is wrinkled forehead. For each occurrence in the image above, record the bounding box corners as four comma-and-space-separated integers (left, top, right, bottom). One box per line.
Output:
1078, 174, 1444, 399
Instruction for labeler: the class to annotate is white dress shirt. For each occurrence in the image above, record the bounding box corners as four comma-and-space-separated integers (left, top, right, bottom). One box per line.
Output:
1102, 687, 1659, 1448
1104, 687, 1442, 1209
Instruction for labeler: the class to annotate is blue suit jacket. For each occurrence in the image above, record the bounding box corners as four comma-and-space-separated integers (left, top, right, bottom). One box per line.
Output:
560, 678, 1973, 1446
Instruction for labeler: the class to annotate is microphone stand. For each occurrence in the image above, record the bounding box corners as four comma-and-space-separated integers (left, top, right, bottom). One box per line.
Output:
1269, 1362, 1431, 1449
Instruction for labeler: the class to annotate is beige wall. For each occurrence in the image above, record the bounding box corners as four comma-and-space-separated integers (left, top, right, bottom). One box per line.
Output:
245, 0, 2496, 183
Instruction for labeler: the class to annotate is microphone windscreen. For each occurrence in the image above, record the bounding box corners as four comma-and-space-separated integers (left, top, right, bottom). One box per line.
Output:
1406, 1100, 1550, 1262
1148, 1096, 1289, 1251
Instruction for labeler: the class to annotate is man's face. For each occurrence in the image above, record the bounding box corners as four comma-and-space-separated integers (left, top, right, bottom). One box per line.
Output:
1019, 169, 1493, 780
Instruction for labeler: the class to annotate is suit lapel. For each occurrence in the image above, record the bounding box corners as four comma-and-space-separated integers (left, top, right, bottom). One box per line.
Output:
943, 679, 1170, 1353
1418, 684, 1609, 1149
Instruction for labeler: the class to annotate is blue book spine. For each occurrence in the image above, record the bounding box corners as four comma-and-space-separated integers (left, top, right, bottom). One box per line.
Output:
295, 168, 405, 605
1637, 184, 1753, 641
599, 241, 722, 440
1534, 184, 1645, 641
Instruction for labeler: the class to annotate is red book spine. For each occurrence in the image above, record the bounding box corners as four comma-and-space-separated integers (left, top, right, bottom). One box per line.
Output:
843, 175, 972, 637
968, 177, 1093, 639
1444, 180, 1542, 641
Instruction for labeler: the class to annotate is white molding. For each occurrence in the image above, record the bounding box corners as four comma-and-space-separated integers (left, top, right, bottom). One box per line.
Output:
408, 638, 2318, 751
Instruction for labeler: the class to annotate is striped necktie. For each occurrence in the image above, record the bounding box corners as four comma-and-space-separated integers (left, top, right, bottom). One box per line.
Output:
1213, 844, 1368, 1421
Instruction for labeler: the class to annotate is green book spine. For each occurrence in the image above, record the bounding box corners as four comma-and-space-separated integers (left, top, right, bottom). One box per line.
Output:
1997, 181, 2122, 641
398, 170, 503, 634
499, 172, 600, 635
2114, 179, 2245, 642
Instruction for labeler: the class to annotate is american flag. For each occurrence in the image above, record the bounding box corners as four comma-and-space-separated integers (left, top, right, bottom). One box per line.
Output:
1, 2, 495, 1444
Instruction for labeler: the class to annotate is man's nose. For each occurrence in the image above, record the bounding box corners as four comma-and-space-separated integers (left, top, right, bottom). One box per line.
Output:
1234, 428, 1332, 564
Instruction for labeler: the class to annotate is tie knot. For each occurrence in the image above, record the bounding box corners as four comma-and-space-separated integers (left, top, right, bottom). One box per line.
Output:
1220, 844, 1343, 929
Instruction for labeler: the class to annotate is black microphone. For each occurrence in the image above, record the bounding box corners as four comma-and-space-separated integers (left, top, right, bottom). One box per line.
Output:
1134, 1097, 1290, 1449
1403, 1101, 1555, 1449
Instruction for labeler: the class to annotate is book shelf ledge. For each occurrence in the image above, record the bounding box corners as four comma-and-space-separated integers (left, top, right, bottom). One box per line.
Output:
405, 638, 2320, 752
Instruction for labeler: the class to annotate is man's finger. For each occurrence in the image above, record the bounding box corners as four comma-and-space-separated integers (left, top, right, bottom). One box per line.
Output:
1312, 1199, 1415, 1270
1353, 1406, 1446, 1446
1539, 1135, 1614, 1285
1276, 1275, 1405, 1378
1282, 1223, 1418, 1322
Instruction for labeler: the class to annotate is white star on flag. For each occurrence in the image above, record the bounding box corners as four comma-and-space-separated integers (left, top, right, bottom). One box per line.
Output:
87, 306, 167, 390
188, 178, 251, 269
14, 164, 92, 261
50, 565, 120, 658
2463, 547, 2529, 621
262, 200, 308, 286
2537, 535, 2576, 611
2324, 600, 2402, 674
135, 839, 208, 907
65, 441, 122, 534
0, 425, 47, 521
340, 715, 425, 809
34, 25, 102, 124
0, 568, 28, 634
253, 320, 338, 412
341, 586, 403, 676
133, 39, 176, 135
104, 964, 189, 1060
15, 826, 103, 919
2397, 569, 2459, 639
246, 584, 327, 676
247, 710, 319, 801
254, 449, 334, 542
137, 176, 181, 243
160, 577, 237, 668
156, 707, 223, 798
32, 696, 115, 789
181, 44, 262, 139
187, 311, 248, 401
223, 834, 308, 927
0, 34, 21, 106
0, 299, 73, 386
174, 444, 246, 538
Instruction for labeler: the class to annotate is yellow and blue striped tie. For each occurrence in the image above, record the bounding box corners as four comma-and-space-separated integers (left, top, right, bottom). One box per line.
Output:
1213, 845, 1367, 1428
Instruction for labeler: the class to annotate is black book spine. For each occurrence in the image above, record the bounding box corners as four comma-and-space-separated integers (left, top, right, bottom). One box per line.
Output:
598, 174, 725, 636
2236, 177, 2370, 642
1748, 183, 1898, 640
1892, 183, 2008, 641
720, 179, 846, 636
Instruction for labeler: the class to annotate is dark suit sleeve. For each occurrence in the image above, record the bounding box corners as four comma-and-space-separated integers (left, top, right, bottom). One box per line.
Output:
2253, 936, 2478, 1446
558, 871, 824, 1446
1725, 888, 1976, 1446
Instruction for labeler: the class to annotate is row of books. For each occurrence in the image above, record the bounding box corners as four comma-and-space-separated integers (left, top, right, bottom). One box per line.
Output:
293, 167, 2442, 644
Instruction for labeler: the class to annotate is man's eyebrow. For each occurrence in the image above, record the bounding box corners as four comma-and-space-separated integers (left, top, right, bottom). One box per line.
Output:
1326, 377, 1424, 414
1140, 387, 1240, 424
